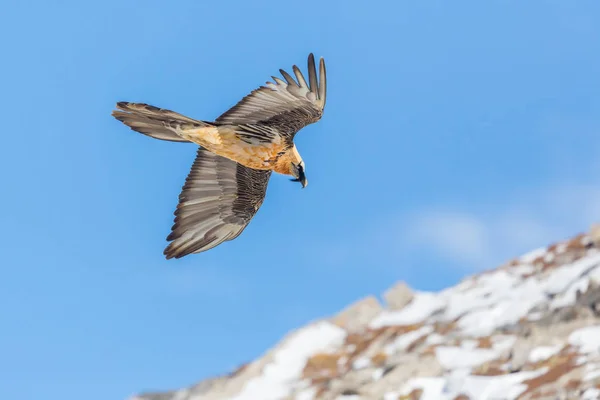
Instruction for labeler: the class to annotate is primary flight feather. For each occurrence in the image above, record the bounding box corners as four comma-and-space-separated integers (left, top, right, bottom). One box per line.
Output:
111, 53, 327, 259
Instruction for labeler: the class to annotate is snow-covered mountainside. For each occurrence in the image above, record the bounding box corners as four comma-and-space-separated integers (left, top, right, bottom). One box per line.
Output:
130, 226, 600, 400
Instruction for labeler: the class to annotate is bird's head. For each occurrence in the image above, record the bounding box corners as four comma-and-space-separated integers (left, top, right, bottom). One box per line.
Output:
290, 161, 307, 188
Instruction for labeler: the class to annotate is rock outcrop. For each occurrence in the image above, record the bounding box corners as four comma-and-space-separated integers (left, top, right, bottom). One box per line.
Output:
129, 225, 600, 400
331, 296, 383, 332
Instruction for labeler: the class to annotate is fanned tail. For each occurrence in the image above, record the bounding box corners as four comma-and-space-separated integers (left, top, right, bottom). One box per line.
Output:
111, 102, 213, 142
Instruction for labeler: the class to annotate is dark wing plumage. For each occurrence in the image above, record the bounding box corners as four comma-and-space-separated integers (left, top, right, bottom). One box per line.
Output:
164, 147, 272, 259
215, 53, 327, 140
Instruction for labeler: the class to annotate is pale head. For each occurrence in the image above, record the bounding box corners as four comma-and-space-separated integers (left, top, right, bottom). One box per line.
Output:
274, 145, 308, 188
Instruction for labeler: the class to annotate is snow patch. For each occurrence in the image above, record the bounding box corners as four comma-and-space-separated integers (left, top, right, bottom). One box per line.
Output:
369, 292, 445, 328
550, 276, 590, 309
295, 387, 316, 400
528, 345, 562, 363
425, 333, 445, 345
383, 392, 400, 400
556, 243, 568, 254
589, 266, 600, 283
583, 388, 600, 400
397, 368, 546, 400
444, 253, 600, 336
230, 321, 346, 400
372, 253, 600, 337
456, 275, 546, 337
435, 346, 500, 370
352, 357, 371, 370
372, 368, 384, 381
584, 368, 600, 382
384, 326, 433, 354
492, 335, 517, 353
519, 247, 547, 263
510, 264, 536, 277
568, 325, 600, 354
527, 311, 544, 321
542, 256, 598, 295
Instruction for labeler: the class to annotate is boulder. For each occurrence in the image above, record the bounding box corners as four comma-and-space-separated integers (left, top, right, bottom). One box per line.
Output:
331, 296, 383, 332
383, 281, 414, 310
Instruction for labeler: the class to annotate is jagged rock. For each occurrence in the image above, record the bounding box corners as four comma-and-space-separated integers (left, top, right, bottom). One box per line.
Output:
331, 296, 383, 332
588, 223, 600, 247
360, 353, 442, 399
131, 375, 229, 400
576, 279, 600, 316
383, 281, 414, 311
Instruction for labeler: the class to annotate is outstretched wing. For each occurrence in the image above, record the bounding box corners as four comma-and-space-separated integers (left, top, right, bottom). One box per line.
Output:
164, 147, 272, 259
215, 53, 327, 137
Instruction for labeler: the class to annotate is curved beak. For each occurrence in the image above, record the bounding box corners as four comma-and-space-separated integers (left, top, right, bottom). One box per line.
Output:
299, 175, 308, 188
290, 163, 308, 188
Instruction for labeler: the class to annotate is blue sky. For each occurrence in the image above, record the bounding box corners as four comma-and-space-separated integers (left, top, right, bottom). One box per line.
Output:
2, 1, 600, 399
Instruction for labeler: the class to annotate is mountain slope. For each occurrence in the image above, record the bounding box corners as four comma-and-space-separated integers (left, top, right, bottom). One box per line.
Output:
129, 226, 600, 400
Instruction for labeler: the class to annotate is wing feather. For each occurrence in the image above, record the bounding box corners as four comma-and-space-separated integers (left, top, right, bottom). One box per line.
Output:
215, 53, 327, 138
164, 148, 272, 259
318, 57, 327, 108
293, 65, 308, 89
307, 53, 319, 95
279, 68, 300, 87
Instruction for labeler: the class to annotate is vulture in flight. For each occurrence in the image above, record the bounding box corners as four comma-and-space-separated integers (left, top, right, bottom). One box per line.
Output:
112, 53, 327, 259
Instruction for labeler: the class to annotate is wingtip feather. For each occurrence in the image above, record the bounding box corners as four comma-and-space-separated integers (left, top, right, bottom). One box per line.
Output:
318, 56, 327, 107
279, 68, 299, 87
307, 53, 318, 95
292, 65, 309, 88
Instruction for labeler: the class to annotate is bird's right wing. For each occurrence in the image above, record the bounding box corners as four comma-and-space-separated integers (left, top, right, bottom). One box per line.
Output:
164, 147, 272, 259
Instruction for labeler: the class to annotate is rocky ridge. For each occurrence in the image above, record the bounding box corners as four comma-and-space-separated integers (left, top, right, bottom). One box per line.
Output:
130, 225, 600, 400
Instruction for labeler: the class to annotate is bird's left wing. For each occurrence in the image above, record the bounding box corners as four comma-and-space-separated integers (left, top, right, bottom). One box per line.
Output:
164, 147, 272, 259
215, 53, 327, 137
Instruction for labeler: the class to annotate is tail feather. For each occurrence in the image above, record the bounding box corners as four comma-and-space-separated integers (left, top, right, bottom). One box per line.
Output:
111, 102, 213, 142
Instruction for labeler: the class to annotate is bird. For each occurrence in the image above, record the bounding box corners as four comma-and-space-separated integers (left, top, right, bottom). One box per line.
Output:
111, 53, 327, 259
